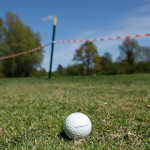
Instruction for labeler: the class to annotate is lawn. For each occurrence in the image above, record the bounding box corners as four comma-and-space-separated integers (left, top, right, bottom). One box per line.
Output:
0, 74, 150, 149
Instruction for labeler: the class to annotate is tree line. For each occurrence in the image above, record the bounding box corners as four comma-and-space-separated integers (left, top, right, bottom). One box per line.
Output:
55, 39, 150, 76
0, 12, 46, 77
0, 12, 150, 78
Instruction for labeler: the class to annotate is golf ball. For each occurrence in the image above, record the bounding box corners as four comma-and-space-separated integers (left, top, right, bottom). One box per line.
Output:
64, 112, 92, 139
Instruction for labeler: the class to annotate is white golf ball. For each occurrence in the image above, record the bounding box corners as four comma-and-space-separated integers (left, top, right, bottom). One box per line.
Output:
64, 112, 92, 139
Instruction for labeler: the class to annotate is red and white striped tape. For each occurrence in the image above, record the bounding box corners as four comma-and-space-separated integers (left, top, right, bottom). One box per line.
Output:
0, 43, 50, 60
53, 33, 150, 43
0, 33, 150, 60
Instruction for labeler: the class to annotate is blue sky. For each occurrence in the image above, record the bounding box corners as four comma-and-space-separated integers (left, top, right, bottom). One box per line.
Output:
1, 0, 150, 71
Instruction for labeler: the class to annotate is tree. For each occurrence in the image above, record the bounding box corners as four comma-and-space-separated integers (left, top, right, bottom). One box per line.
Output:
103, 52, 112, 62
0, 19, 3, 49
118, 39, 139, 64
30, 68, 47, 77
0, 19, 5, 77
118, 39, 140, 73
137, 46, 150, 62
73, 42, 101, 75
66, 64, 79, 76
56, 64, 66, 75
0, 18, 6, 58
0, 12, 43, 77
101, 52, 115, 74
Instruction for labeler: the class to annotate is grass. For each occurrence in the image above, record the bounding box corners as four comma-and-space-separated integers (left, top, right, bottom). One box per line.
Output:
0, 74, 150, 149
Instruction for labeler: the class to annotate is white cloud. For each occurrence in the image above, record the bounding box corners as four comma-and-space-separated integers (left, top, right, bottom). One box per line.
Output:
95, 14, 150, 59
41, 15, 54, 21
118, 16, 150, 33
136, 3, 150, 13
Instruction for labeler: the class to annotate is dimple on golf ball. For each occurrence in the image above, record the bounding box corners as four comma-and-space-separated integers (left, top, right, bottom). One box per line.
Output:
64, 112, 92, 139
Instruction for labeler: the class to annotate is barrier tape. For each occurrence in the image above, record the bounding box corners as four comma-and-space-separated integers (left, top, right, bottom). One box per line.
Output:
0, 33, 150, 60
53, 33, 150, 43
0, 43, 51, 60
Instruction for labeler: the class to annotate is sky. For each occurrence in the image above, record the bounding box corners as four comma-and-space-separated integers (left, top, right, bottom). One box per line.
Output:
1, 0, 150, 71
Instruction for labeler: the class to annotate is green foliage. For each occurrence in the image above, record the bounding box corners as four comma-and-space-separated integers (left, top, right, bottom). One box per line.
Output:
0, 75, 149, 149
119, 39, 139, 65
136, 61, 150, 73
56, 38, 150, 75
116, 60, 136, 74
63, 39, 150, 76
30, 68, 47, 77
66, 64, 81, 76
0, 18, 5, 58
117, 39, 150, 74
100, 52, 115, 74
73, 42, 101, 75
55, 64, 85, 76
0, 12, 43, 77
56, 64, 66, 76
0, 19, 3, 42
0, 64, 4, 77
137, 46, 150, 62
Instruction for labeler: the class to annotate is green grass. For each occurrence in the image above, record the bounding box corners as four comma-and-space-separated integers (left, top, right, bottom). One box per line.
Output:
0, 74, 150, 149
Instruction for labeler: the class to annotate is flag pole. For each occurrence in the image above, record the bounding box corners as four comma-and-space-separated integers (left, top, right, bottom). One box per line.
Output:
49, 16, 57, 79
